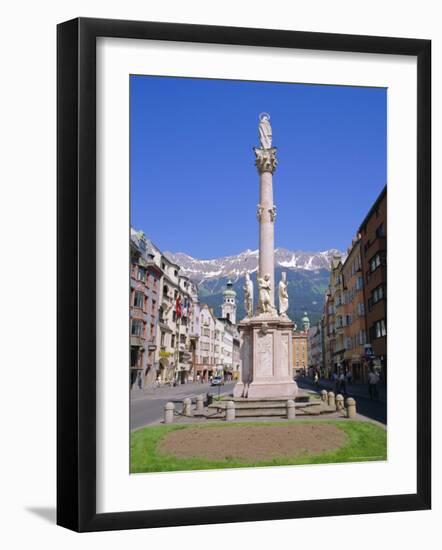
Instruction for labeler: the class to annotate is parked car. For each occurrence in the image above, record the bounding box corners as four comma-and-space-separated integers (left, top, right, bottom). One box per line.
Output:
211, 376, 224, 386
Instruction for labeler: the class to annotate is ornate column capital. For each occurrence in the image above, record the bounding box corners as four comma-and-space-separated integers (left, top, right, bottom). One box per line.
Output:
254, 147, 278, 174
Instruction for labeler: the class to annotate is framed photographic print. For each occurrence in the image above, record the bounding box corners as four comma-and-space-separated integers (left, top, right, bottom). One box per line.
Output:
57, 17, 431, 532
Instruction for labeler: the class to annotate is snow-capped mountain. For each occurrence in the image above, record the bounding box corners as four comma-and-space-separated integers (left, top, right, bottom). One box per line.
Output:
165, 248, 344, 283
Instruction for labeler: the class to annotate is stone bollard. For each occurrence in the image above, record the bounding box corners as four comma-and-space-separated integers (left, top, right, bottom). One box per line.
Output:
196, 394, 204, 412
327, 391, 335, 409
164, 402, 174, 424
287, 399, 296, 419
320, 389, 328, 402
346, 397, 357, 419
225, 401, 235, 421
336, 394, 344, 412
183, 397, 192, 417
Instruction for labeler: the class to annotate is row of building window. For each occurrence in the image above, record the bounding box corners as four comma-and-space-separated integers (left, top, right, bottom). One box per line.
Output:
131, 319, 155, 339
348, 254, 362, 277
367, 284, 386, 311
334, 306, 364, 330
371, 319, 387, 340
133, 266, 159, 288
159, 332, 191, 349
132, 290, 157, 313
363, 223, 385, 256
328, 279, 365, 313
344, 330, 367, 350
369, 251, 386, 273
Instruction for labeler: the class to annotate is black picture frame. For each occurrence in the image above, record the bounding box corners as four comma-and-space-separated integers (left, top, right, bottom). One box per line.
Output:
57, 17, 431, 532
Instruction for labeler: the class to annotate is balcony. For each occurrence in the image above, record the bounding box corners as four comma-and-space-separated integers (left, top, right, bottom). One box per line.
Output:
130, 335, 144, 348
161, 294, 173, 308
177, 363, 192, 372
179, 351, 192, 362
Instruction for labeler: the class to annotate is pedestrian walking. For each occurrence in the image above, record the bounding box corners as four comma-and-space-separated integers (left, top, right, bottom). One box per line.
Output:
346, 369, 352, 386
137, 370, 143, 390
338, 371, 346, 394
368, 368, 379, 399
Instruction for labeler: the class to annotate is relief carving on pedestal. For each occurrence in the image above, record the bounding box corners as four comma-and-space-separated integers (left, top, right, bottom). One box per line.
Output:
257, 331, 273, 377
281, 334, 289, 372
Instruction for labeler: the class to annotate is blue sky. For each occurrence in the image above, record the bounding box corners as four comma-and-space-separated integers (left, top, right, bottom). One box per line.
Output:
130, 75, 386, 258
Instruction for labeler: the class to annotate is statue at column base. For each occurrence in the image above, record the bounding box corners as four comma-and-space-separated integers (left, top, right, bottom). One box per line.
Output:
257, 273, 278, 317
278, 271, 289, 318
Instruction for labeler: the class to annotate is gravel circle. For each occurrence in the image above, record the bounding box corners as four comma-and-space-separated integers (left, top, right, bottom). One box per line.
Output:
157, 424, 347, 461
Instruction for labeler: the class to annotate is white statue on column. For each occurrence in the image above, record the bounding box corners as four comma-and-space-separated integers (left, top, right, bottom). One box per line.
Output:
278, 271, 289, 317
258, 274, 273, 314
244, 272, 254, 317
258, 113, 272, 150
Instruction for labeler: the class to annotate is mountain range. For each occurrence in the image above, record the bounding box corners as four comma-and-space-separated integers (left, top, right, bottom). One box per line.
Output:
165, 248, 345, 328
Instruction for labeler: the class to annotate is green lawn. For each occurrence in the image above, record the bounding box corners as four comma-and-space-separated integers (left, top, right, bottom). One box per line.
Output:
130, 420, 387, 474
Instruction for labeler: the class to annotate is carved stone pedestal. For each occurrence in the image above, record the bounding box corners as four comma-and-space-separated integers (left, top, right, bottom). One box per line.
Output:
233, 314, 298, 399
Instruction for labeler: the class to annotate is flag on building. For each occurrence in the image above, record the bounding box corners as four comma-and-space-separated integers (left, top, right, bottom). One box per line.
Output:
182, 297, 188, 317
175, 296, 182, 318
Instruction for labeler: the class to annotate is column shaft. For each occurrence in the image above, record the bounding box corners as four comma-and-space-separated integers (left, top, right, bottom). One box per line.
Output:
259, 171, 275, 306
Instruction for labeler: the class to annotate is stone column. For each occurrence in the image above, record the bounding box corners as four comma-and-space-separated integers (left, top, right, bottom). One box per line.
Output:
195, 394, 204, 412
287, 399, 296, 419
225, 401, 235, 421
183, 397, 192, 417
336, 394, 344, 412
164, 402, 174, 424
255, 147, 278, 308
346, 397, 357, 419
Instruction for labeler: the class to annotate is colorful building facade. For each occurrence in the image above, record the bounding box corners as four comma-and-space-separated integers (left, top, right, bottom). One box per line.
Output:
322, 186, 387, 383
359, 186, 387, 378
323, 255, 343, 376
308, 322, 323, 373
342, 236, 368, 382
292, 312, 310, 376
129, 230, 162, 389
